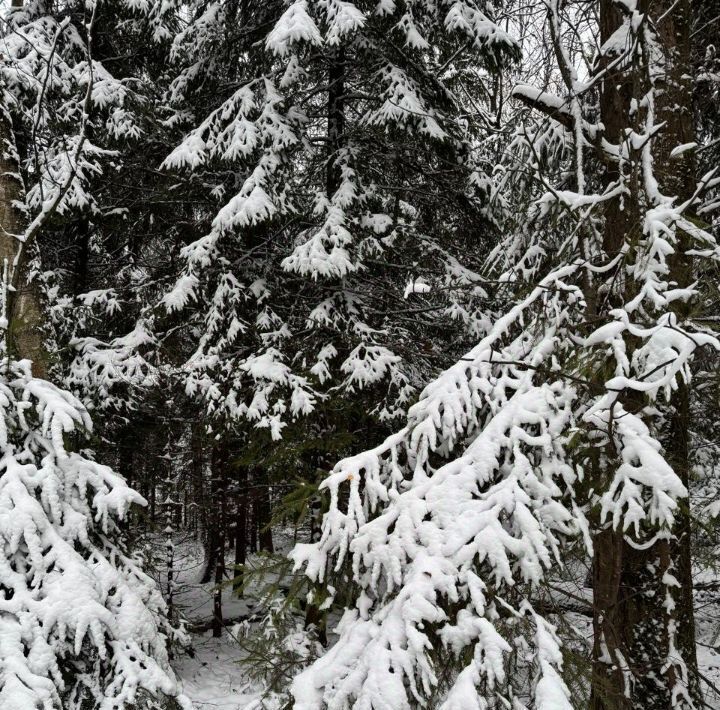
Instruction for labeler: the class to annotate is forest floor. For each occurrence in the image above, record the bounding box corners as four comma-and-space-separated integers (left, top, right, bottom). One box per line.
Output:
162, 537, 260, 709
174, 631, 256, 709
693, 569, 720, 706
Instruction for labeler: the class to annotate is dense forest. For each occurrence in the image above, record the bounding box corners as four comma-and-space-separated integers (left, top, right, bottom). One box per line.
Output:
0, 0, 719, 708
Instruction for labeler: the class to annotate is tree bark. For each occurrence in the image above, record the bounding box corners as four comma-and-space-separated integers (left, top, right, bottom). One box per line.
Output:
233, 465, 247, 596
255, 469, 274, 554
211, 442, 228, 638
326, 47, 345, 197
590, 1, 698, 707
0, 105, 48, 375
652, 0, 699, 699
190, 422, 205, 539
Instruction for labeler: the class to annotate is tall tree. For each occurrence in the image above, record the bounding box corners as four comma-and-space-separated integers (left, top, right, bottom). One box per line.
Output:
0, 2, 190, 708
289, 1, 720, 707
162, 0, 519, 436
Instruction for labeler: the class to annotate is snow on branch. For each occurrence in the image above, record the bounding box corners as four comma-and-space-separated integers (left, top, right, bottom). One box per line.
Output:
0, 358, 190, 710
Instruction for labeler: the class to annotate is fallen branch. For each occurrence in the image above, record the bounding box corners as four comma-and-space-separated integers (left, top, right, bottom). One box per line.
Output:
188, 613, 256, 634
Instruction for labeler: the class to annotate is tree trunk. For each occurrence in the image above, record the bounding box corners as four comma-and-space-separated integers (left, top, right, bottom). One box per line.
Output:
211, 442, 228, 638
652, 0, 699, 699
149, 465, 157, 522
592, 530, 679, 709
590, 1, 698, 707
248, 489, 258, 555
256, 472, 274, 554
191, 422, 205, 540
0, 104, 48, 375
326, 47, 345, 197
233, 465, 247, 596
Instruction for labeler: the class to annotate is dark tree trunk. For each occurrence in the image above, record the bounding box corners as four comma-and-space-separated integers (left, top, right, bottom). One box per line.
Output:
652, 0, 699, 698
248, 471, 258, 554
149, 467, 157, 522
191, 423, 206, 540
233, 466, 248, 595
326, 47, 345, 197
192, 424, 216, 587
590, 1, 698, 707
256, 471, 274, 554
211, 442, 228, 638
592, 530, 679, 709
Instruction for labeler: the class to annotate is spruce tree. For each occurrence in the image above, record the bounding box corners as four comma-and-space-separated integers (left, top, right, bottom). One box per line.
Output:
290, 1, 720, 706
0, 3, 190, 708
162, 0, 520, 434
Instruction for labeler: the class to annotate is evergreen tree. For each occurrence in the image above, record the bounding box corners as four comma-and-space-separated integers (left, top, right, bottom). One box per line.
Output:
290, 1, 720, 706
162, 0, 519, 435
0, 3, 189, 708
0, 359, 189, 710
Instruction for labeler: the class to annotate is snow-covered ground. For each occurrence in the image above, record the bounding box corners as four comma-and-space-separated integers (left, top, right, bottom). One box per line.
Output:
173, 633, 257, 709
156, 536, 261, 709
694, 582, 720, 705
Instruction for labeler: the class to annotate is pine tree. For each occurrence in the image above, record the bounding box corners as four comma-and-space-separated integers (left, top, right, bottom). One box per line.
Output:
162, 0, 520, 435
0, 359, 190, 710
289, 1, 720, 706
0, 2, 190, 708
